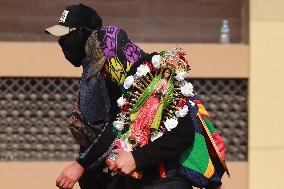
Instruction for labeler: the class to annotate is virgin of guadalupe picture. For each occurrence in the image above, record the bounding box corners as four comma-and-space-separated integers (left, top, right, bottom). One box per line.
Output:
106, 48, 193, 178
129, 67, 174, 147
105, 48, 228, 187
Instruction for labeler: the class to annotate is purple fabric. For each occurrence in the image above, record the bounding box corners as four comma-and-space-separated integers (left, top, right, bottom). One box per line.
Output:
123, 42, 142, 64
100, 26, 119, 59
99, 26, 145, 66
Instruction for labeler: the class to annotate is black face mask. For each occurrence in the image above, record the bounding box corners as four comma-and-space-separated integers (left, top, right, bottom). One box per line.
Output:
58, 28, 93, 67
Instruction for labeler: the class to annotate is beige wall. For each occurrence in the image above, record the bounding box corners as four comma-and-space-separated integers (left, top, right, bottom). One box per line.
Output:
0, 42, 249, 78
0, 162, 247, 189
0, 41, 249, 188
249, 0, 284, 189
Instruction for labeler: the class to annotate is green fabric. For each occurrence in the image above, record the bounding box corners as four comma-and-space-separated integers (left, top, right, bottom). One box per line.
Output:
130, 111, 139, 122
180, 133, 210, 174
131, 75, 161, 112
179, 102, 218, 176
203, 118, 215, 133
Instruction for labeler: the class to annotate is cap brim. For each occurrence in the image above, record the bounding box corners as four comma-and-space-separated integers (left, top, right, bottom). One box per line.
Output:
44, 25, 76, 37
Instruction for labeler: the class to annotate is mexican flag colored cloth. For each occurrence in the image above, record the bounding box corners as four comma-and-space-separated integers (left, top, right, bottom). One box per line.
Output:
179, 95, 229, 188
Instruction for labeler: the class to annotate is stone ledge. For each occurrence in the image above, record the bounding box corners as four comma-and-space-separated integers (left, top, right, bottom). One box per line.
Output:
0, 161, 248, 189
0, 42, 249, 78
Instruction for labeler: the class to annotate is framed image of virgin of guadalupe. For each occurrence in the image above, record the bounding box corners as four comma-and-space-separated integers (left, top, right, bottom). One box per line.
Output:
106, 48, 194, 178
106, 48, 229, 187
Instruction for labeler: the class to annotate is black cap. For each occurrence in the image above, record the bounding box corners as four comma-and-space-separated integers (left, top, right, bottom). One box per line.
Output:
45, 4, 102, 36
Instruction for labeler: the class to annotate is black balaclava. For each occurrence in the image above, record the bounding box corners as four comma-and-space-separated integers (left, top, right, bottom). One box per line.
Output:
58, 27, 93, 67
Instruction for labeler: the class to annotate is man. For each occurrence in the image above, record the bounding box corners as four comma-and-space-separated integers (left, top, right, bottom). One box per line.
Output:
45, 4, 195, 189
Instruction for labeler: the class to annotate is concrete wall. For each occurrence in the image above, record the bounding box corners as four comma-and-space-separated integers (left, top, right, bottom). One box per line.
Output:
249, 1, 284, 189
0, 42, 249, 189
0, 42, 249, 78
0, 0, 244, 43
0, 162, 247, 189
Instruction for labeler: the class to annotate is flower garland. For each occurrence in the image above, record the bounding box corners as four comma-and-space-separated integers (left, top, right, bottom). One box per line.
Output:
113, 48, 195, 140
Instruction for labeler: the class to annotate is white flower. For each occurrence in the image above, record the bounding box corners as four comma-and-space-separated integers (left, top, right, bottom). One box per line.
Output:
123, 75, 134, 89
164, 118, 178, 131
151, 55, 161, 69
175, 72, 188, 81
180, 82, 194, 97
151, 132, 164, 141
175, 105, 189, 117
136, 64, 150, 77
118, 113, 127, 121
188, 99, 195, 107
113, 120, 125, 131
117, 95, 126, 107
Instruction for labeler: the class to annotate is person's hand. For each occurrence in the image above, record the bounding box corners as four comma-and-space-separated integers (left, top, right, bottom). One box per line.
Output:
109, 149, 136, 175
56, 161, 84, 189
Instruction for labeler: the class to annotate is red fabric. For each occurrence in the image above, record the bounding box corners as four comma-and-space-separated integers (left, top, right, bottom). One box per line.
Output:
177, 97, 188, 109
121, 104, 129, 112
200, 113, 211, 120
205, 131, 226, 160
193, 100, 202, 104
159, 163, 166, 179
213, 132, 226, 160
143, 61, 155, 72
